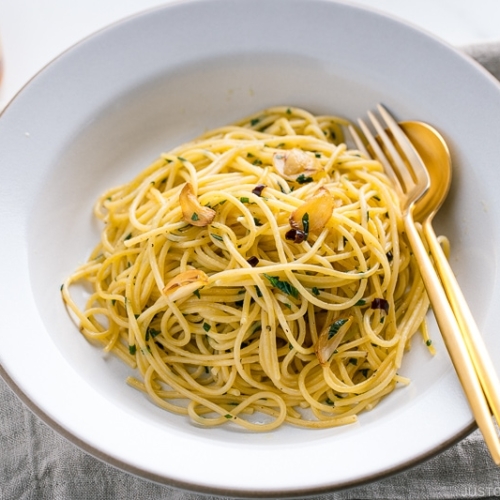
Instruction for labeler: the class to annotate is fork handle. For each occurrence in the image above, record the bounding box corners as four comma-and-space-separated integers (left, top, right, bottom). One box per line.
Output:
424, 220, 500, 431
404, 214, 500, 465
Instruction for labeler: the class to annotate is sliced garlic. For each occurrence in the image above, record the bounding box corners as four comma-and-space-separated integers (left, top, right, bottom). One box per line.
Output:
272, 148, 322, 181
289, 187, 334, 235
163, 269, 209, 302
315, 316, 353, 366
179, 183, 215, 226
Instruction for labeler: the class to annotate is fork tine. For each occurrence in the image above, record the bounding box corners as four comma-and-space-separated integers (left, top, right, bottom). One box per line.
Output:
366, 110, 415, 193
355, 118, 402, 196
377, 104, 429, 190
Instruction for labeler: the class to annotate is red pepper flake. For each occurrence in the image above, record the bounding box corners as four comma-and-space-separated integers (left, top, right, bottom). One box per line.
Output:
285, 228, 307, 243
252, 184, 266, 196
246, 256, 259, 267
371, 298, 389, 314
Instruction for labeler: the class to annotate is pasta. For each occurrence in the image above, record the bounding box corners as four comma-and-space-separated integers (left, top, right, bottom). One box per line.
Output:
61, 106, 433, 430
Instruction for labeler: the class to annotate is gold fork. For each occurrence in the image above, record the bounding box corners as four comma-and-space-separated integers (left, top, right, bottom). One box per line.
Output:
349, 104, 500, 464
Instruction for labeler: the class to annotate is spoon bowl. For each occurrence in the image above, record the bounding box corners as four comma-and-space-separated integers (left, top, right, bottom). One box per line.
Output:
399, 121, 451, 222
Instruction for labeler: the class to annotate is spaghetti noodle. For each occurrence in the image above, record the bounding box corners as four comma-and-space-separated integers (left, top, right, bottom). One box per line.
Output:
62, 106, 432, 430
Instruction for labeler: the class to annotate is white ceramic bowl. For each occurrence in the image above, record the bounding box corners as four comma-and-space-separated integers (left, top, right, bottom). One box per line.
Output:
1, 0, 500, 496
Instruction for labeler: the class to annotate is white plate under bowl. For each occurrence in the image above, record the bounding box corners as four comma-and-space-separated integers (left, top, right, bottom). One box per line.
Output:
1, 0, 500, 497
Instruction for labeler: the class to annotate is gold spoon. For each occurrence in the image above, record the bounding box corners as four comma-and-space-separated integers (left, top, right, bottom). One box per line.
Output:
401, 121, 500, 437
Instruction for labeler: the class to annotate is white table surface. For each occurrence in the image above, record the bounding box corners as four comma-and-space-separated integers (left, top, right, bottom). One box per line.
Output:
1, 0, 500, 113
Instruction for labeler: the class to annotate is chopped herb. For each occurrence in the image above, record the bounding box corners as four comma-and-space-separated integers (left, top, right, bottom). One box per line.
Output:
312, 287, 320, 296
315, 152, 321, 158
251, 322, 261, 334
302, 212, 310, 240
355, 299, 366, 306
252, 184, 266, 196
286, 108, 292, 114
129, 345, 137, 355
211, 233, 224, 241
254, 285, 262, 298
191, 212, 199, 221
284, 303, 292, 309
426, 339, 433, 346
325, 398, 335, 406
193, 289, 201, 299
203, 322, 211, 332
177, 156, 187, 162
371, 298, 389, 314
224, 414, 233, 419
247, 256, 259, 267
240, 197, 250, 203
253, 217, 263, 226
328, 318, 349, 339
253, 159, 263, 166
124, 233, 132, 241
146, 327, 161, 341
263, 274, 299, 299
250, 118, 260, 126
247, 152, 254, 158
296, 174, 314, 184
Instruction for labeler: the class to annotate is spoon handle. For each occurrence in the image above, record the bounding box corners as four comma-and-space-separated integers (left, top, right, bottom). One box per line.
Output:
424, 221, 500, 432
404, 214, 500, 465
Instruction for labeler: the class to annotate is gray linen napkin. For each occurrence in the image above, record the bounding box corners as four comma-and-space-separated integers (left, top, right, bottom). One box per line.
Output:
463, 41, 500, 81
2, 42, 500, 500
